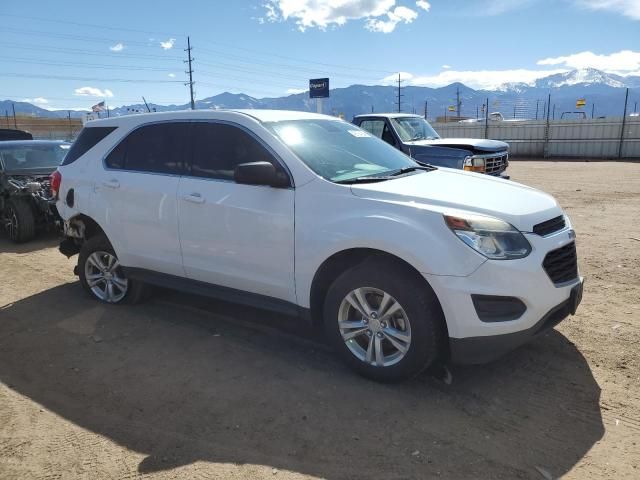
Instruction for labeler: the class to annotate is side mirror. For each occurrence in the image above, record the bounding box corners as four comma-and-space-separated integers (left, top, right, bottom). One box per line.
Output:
234, 161, 290, 188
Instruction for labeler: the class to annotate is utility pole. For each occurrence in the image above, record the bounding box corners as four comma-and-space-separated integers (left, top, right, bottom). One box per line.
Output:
618, 87, 629, 159
424, 100, 428, 120
456, 85, 461, 119
513, 104, 516, 119
484, 97, 489, 139
552, 104, 556, 120
185, 36, 195, 110
544, 93, 551, 158
395, 73, 403, 113
11, 103, 17, 128
634, 101, 638, 113
67, 110, 72, 139
535, 99, 539, 120
591, 104, 595, 119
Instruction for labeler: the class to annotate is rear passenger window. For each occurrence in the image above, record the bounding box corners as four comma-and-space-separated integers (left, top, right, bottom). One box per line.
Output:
190, 122, 278, 180
105, 123, 189, 174
62, 126, 116, 165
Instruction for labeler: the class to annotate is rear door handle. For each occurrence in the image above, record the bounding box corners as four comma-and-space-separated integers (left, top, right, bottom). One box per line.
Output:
102, 179, 120, 189
183, 192, 205, 204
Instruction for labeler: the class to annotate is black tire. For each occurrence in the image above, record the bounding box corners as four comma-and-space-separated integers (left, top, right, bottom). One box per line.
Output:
78, 234, 147, 305
323, 257, 445, 382
3, 198, 36, 243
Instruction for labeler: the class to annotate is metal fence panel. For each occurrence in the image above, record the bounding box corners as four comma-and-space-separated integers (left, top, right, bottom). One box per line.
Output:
432, 118, 640, 158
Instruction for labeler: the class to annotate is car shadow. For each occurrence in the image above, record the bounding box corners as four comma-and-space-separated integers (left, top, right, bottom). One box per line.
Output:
0, 284, 604, 479
0, 230, 60, 253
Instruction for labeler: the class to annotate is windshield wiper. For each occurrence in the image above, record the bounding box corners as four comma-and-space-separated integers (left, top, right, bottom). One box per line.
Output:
389, 165, 436, 176
335, 176, 393, 184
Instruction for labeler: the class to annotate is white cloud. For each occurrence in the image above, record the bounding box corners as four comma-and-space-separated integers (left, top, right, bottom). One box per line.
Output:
160, 38, 176, 50
416, 0, 430, 11
109, 42, 124, 52
168, 73, 176, 78
366, 5, 418, 32
381, 68, 568, 90
575, 0, 640, 20
22, 97, 49, 105
537, 50, 640, 74
264, 0, 426, 32
74, 87, 114, 98
379, 49, 640, 90
286, 88, 307, 94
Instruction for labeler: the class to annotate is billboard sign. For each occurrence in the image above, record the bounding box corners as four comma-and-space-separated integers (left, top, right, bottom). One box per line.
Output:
309, 78, 329, 99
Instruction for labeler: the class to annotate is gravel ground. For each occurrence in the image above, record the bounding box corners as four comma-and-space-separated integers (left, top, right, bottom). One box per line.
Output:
0, 161, 639, 479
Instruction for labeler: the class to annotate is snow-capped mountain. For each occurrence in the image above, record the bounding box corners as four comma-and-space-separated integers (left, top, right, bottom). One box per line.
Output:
3, 69, 638, 122
534, 68, 627, 88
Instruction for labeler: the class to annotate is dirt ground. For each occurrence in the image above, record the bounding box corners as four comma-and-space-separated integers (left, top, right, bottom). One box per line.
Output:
1, 161, 639, 480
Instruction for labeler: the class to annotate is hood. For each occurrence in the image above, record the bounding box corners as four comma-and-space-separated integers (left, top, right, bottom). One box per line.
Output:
350, 169, 561, 232
407, 138, 508, 154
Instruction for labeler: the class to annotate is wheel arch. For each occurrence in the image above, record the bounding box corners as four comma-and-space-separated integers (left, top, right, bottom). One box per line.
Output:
309, 248, 448, 337
67, 213, 108, 242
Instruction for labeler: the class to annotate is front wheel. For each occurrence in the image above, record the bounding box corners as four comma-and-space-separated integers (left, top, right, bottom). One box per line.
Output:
323, 258, 445, 382
78, 234, 146, 304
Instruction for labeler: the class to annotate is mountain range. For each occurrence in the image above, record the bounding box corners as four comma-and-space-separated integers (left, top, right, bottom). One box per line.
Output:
2, 68, 639, 122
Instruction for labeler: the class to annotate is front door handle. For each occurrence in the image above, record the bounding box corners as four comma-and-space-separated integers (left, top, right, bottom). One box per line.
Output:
183, 192, 205, 204
102, 179, 120, 189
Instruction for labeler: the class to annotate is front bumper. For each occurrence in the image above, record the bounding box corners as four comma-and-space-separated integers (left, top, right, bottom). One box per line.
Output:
449, 279, 583, 364
422, 225, 582, 363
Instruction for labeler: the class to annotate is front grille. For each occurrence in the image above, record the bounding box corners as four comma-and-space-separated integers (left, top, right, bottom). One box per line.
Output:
543, 242, 578, 285
533, 215, 566, 236
484, 154, 508, 175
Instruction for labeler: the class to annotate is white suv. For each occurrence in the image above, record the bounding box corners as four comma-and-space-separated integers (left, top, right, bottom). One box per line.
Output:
54, 110, 583, 382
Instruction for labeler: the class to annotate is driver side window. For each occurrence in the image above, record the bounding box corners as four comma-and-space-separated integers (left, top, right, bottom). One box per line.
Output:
359, 120, 397, 147
190, 122, 278, 181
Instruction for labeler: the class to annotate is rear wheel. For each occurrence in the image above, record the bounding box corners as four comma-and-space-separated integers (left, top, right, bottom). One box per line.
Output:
78, 234, 146, 304
3, 199, 36, 243
323, 258, 445, 382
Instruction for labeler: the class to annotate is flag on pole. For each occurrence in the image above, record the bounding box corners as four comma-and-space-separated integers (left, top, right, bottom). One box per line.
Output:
91, 101, 106, 112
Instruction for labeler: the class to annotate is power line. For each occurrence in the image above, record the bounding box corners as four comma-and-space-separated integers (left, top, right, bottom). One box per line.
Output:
0, 12, 185, 37
0, 73, 183, 83
196, 40, 395, 76
2, 26, 169, 48
0, 13, 393, 76
0, 56, 177, 73
0, 42, 184, 61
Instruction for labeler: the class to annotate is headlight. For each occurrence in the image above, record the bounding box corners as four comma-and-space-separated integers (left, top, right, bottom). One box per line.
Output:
463, 156, 485, 173
444, 214, 532, 260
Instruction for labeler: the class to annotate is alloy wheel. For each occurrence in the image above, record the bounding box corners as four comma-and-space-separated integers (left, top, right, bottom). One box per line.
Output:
337, 287, 412, 367
84, 251, 128, 303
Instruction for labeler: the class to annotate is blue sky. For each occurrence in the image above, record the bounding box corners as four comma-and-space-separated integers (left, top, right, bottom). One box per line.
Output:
1, 0, 639, 110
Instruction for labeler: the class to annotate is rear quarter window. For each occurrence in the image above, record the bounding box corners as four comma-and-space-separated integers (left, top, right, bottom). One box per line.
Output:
62, 126, 117, 166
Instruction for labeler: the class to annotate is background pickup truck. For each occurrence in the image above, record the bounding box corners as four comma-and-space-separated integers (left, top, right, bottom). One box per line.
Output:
353, 113, 510, 178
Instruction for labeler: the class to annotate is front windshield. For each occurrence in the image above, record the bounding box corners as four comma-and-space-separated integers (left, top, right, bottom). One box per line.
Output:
266, 119, 418, 183
0, 143, 70, 170
390, 117, 440, 142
